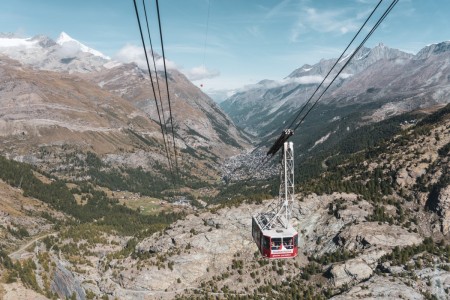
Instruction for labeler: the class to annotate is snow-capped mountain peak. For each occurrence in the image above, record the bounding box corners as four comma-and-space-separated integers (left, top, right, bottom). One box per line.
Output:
56, 32, 110, 60
0, 31, 114, 73
56, 32, 75, 44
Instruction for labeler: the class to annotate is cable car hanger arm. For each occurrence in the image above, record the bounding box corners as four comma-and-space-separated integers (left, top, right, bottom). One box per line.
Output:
266, 129, 294, 157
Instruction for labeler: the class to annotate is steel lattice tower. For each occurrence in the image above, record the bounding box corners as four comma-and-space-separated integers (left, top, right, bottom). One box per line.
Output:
258, 141, 295, 230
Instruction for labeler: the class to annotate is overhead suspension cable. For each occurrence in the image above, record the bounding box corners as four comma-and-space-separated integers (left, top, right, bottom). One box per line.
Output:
155, 0, 180, 181
293, 0, 399, 131
132, 0, 175, 180
142, 0, 170, 148
287, 0, 384, 130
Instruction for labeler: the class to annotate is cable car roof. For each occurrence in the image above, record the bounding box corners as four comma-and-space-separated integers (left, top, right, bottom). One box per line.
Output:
261, 226, 297, 238
253, 215, 297, 237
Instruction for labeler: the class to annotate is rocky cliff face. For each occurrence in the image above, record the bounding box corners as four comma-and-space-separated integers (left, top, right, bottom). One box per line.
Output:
51, 262, 86, 300
415, 41, 450, 59
438, 185, 450, 235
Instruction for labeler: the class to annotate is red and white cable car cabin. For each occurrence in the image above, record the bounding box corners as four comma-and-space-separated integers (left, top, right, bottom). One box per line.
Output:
252, 216, 298, 258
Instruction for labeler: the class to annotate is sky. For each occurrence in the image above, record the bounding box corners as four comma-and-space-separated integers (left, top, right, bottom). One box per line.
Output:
1, 0, 449, 101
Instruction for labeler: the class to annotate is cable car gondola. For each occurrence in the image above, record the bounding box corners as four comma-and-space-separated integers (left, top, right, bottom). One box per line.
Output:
252, 218, 298, 259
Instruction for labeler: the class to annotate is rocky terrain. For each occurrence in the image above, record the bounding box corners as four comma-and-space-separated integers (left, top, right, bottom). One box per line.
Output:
0, 178, 64, 251
0, 103, 448, 299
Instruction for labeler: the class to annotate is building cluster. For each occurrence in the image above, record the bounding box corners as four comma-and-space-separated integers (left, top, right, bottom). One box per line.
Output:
220, 148, 278, 182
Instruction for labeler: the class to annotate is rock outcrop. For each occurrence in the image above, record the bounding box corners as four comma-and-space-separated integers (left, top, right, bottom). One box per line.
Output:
331, 275, 425, 300
133, 205, 258, 291
437, 185, 450, 235
51, 262, 86, 300
328, 248, 387, 288
295, 193, 373, 256
335, 223, 423, 251
328, 258, 373, 287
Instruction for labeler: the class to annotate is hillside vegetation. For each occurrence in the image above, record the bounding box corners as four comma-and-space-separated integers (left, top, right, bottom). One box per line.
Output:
1, 103, 447, 299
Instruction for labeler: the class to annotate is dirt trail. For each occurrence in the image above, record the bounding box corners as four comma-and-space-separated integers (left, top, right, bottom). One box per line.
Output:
8, 232, 56, 260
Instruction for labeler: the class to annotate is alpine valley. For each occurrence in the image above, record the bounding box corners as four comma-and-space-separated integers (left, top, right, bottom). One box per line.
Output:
0, 32, 449, 300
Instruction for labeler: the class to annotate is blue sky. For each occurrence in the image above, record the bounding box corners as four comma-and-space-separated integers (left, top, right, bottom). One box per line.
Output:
1, 0, 449, 101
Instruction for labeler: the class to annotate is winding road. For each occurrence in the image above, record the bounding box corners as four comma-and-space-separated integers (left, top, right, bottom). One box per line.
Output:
8, 232, 57, 260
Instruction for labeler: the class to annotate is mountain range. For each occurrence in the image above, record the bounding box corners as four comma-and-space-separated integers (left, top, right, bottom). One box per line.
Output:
0, 31, 450, 300
0, 32, 250, 183
221, 42, 450, 147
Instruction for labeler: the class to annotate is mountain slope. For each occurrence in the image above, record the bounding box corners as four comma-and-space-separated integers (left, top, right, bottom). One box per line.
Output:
130, 104, 450, 299
0, 32, 251, 186
85, 61, 251, 160
1, 55, 199, 190
0, 55, 159, 153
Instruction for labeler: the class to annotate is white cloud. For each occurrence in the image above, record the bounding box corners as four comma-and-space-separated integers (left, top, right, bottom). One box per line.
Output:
265, 0, 291, 19
0, 37, 37, 48
339, 73, 353, 79
290, 22, 305, 43
56, 41, 82, 57
306, 7, 359, 34
183, 65, 220, 81
290, 6, 361, 42
246, 25, 262, 38
236, 75, 324, 93
154, 57, 177, 71
196, 75, 260, 102
292, 75, 324, 84
114, 44, 177, 70
203, 88, 236, 103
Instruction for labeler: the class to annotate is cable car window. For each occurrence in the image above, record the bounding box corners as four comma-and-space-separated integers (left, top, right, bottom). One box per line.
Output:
271, 238, 282, 250
283, 237, 294, 249
294, 235, 298, 247
263, 236, 270, 249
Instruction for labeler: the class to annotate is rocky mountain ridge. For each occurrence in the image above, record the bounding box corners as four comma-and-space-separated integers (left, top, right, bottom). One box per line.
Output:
221, 41, 450, 141
85, 60, 251, 161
